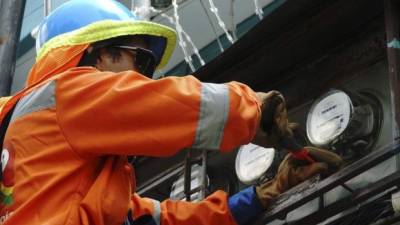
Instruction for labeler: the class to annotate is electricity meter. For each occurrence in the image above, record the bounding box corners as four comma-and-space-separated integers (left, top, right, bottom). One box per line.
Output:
306, 90, 382, 158
307, 90, 353, 146
235, 143, 275, 184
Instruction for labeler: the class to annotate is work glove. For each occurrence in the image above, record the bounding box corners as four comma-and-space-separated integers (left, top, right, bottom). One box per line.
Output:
253, 90, 300, 149
255, 147, 342, 208
253, 91, 295, 148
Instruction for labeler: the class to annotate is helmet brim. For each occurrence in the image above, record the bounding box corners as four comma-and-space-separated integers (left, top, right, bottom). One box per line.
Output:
36, 20, 177, 70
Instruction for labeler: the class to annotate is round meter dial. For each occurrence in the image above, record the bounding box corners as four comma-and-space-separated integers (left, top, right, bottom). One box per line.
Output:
235, 143, 275, 184
307, 90, 353, 146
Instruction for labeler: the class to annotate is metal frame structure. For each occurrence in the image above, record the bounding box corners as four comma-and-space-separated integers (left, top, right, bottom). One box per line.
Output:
386, 0, 400, 128
183, 149, 208, 201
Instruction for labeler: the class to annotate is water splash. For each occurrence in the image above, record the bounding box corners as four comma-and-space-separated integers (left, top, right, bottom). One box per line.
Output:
207, 0, 235, 44
254, 0, 264, 20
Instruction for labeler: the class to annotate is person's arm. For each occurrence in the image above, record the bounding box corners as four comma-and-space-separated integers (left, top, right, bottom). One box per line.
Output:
56, 70, 261, 157
131, 191, 239, 225
128, 148, 334, 225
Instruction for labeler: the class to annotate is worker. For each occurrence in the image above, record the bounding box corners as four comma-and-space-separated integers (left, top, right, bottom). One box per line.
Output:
0, 0, 341, 225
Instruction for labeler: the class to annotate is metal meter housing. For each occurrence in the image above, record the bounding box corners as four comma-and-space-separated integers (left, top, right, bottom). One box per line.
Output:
306, 90, 382, 159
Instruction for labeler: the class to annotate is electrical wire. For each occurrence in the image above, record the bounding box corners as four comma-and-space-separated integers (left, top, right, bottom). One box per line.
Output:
206, 0, 235, 44
199, 0, 224, 52
141, 6, 205, 66
254, 0, 264, 20
172, 0, 196, 72
229, 0, 237, 41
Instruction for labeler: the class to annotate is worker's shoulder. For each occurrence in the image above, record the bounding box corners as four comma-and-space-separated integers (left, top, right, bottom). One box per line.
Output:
55, 67, 151, 90
57, 67, 101, 80
56, 67, 137, 82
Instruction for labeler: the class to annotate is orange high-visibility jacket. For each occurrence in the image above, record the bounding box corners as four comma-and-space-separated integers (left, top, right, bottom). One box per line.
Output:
0, 65, 262, 225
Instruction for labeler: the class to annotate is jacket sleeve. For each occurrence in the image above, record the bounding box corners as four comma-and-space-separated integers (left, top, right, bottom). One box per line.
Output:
131, 191, 238, 225
56, 69, 261, 157
130, 187, 264, 225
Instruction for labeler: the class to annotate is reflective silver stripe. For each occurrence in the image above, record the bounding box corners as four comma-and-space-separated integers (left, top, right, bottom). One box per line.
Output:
192, 83, 229, 150
11, 81, 56, 122
151, 199, 161, 225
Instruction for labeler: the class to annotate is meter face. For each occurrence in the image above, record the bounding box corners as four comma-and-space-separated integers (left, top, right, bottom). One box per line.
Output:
307, 91, 353, 146
235, 143, 275, 184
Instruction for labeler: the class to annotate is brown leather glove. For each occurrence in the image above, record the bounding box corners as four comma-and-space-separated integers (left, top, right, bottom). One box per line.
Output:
255, 152, 330, 208
253, 91, 297, 148
305, 146, 343, 171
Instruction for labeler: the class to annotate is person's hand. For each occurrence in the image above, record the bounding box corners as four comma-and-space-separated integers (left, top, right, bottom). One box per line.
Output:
305, 146, 343, 172
252, 91, 297, 148
255, 153, 329, 208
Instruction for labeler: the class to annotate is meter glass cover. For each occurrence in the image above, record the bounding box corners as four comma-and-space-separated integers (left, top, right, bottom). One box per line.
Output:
307, 90, 353, 146
235, 143, 275, 184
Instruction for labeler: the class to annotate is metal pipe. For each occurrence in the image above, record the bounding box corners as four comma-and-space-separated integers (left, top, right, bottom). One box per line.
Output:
0, 0, 26, 96
200, 149, 208, 199
385, 0, 400, 137
183, 149, 192, 201
137, 165, 184, 195
44, 0, 51, 16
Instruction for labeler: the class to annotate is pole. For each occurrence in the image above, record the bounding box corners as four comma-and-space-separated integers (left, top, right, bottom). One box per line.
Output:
0, 0, 26, 96
44, 0, 51, 16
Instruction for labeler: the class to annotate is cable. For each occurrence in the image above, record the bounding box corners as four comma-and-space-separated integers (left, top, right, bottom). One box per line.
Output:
172, 0, 195, 72
140, 6, 205, 66
229, 0, 237, 41
207, 0, 235, 44
199, 0, 224, 52
254, 0, 264, 20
